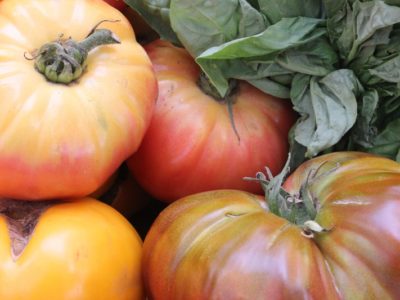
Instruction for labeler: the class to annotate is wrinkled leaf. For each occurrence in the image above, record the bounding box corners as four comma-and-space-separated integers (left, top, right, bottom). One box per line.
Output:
369, 55, 400, 82
366, 118, 400, 161
276, 37, 338, 76
351, 89, 379, 147
169, 0, 266, 56
291, 69, 361, 157
258, 0, 323, 24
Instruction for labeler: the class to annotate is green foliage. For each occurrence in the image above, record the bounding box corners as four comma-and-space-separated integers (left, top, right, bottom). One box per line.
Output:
126, 0, 400, 166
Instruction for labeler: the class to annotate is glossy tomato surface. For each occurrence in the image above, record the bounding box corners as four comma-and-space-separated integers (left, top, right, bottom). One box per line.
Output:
127, 40, 296, 202
142, 152, 400, 299
0, 198, 144, 300
0, 0, 157, 200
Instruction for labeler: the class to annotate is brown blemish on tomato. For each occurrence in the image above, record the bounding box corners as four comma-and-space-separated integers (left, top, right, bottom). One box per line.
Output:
0, 200, 52, 260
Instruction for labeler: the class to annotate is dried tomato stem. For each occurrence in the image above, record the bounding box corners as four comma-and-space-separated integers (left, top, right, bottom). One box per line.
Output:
0, 200, 52, 260
33, 23, 120, 84
197, 72, 241, 141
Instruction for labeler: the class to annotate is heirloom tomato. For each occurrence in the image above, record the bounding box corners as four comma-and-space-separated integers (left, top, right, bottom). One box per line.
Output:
93, 165, 152, 218
142, 152, 400, 299
0, 0, 157, 200
0, 198, 143, 300
127, 40, 296, 202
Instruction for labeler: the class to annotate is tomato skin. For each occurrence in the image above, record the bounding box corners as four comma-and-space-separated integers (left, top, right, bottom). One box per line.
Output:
142, 153, 400, 299
0, 0, 157, 200
0, 198, 144, 300
127, 40, 296, 202
103, 0, 127, 10
93, 167, 152, 217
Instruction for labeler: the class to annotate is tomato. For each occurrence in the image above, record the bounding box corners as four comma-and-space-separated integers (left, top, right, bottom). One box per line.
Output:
103, 0, 127, 11
0, 198, 143, 300
0, 0, 157, 200
93, 165, 152, 218
127, 40, 296, 202
142, 152, 400, 299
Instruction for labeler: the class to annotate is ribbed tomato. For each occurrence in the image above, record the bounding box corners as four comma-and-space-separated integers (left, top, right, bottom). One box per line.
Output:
0, 0, 157, 200
0, 198, 143, 300
142, 152, 400, 299
127, 40, 296, 202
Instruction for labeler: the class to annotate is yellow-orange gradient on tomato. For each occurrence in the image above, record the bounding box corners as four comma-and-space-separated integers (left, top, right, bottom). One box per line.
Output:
0, 0, 157, 200
127, 40, 297, 202
0, 198, 144, 300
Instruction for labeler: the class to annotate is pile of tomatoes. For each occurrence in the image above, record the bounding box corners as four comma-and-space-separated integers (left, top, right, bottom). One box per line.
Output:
0, 0, 399, 299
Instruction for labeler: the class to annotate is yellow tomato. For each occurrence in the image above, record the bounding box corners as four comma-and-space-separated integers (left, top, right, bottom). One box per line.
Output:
0, 198, 144, 300
0, 0, 157, 200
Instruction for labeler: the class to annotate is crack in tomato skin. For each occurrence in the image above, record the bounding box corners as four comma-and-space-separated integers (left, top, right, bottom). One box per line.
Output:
0, 200, 52, 260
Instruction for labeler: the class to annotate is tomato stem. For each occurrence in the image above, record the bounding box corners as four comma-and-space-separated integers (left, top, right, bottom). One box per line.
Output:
197, 72, 241, 141
245, 155, 327, 230
32, 20, 120, 84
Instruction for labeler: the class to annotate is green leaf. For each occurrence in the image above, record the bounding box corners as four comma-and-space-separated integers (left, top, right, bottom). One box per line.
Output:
248, 78, 291, 98
325, 0, 400, 63
276, 37, 338, 76
354, 1, 400, 45
350, 89, 379, 147
323, 0, 347, 18
367, 119, 400, 161
369, 55, 400, 82
169, 0, 267, 57
125, 0, 180, 45
198, 17, 325, 60
258, 0, 323, 24
196, 17, 325, 96
291, 69, 361, 157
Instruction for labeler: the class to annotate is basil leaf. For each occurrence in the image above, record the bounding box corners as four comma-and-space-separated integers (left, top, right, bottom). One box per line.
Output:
258, 0, 323, 24
196, 17, 325, 96
248, 78, 291, 98
169, 0, 266, 56
366, 118, 400, 161
351, 89, 379, 147
125, 0, 180, 45
198, 17, 325, 60
369, 55, 400, 82
276, 37, 338, 76
291, 69, 361, 157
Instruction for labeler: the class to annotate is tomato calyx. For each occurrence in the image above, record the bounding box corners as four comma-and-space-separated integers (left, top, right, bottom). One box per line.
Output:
0, 200, 51, 260
27, 20, 120, 84
246, 156, 337, 238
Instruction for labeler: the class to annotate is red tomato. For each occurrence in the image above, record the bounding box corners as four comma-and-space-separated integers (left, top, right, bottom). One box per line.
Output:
103, 0, 127, 11
142, 152, 400, 299
127, 40, 297, 202
0, 198, 144, 300
0, 0, 157, 200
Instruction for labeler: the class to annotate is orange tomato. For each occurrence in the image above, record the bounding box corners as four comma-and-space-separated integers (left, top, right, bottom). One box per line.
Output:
0, 198, 144, 300
0, 0, 157, 200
